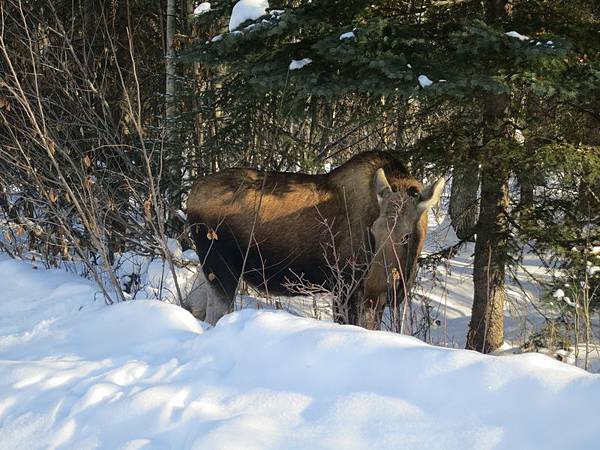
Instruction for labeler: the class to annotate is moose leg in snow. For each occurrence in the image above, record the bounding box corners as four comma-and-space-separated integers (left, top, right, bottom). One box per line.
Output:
187, 223, 242, 325
358, 293, 387, 330
199, 250, 240, 325
184, 267, 232, 326
184, 270, 209, 320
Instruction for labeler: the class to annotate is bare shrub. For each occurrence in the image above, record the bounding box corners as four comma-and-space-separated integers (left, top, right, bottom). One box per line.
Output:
0, 0, 183, 304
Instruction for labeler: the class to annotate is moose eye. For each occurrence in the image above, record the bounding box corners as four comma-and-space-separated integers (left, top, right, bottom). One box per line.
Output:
407, 186, 420, 199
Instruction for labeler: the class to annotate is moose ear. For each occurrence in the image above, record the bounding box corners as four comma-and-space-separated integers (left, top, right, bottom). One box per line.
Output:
373, 168, 392, 207
417, 177, 445, 213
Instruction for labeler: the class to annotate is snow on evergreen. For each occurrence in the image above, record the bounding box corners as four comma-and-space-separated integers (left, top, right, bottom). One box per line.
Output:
229, 0, 269, 32
289, 58, 313, 70
505, 30, 530, 41
418, 74, 433, 88
339, 31, 356, 40
193, 2, 211, 15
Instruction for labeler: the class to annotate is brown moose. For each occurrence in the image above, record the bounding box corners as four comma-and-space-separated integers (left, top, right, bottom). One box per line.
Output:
186, 151, 444, 329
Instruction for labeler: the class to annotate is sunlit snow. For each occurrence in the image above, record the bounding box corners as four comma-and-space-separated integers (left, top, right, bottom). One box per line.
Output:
1, 254, 600, 449
229, 0, 269, 32
193, 2, 211, 15
505, 31, 530, 41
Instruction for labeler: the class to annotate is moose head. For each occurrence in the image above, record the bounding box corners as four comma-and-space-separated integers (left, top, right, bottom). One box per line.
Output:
361, 169, 445, 329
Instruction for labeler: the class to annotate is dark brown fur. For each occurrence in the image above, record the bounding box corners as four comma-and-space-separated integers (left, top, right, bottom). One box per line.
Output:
186, 151, 429, 326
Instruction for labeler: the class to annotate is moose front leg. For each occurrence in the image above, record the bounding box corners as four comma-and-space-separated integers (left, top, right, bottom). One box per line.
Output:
184, 270, 209, 321
358, 293, 387, 330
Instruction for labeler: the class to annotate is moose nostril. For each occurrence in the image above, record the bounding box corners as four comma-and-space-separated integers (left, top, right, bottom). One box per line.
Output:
407, 186, 420, 198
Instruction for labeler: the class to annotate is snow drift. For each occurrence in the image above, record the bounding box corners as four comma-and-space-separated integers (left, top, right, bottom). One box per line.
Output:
1, 255, 599, 449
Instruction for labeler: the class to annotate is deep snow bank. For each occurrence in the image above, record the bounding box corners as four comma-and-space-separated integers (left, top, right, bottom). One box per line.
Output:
1, 256, 599, 450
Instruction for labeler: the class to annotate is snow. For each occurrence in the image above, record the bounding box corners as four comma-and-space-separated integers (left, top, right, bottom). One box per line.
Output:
418, 74, 433, 88
415, 215, 551, 350
210, 33, 223, 42
193, 2, 211, 15
289, 58, 312, 70
588, 265, 600, 277
166, 237, 184, 260
339, 31, 355, 40
229, 0, 269, 32
505, 31, 530, 41
2, 254, 600, 449
553, 288, 565, 299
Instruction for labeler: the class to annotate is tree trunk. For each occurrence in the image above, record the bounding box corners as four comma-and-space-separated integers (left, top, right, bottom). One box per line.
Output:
466, 0, 509, 353
449, 160, 479, 240
165, 0, 183, 236
466, 164, 509, 352
165, 0, 177, 130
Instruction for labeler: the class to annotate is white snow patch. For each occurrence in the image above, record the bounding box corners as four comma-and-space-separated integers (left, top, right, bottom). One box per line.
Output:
2, 255, 600, 449
183, 249, 200, 262
194, 2, 211, 15
553, 289, 565, 299
229, 0, 269, 32
418, 74, 433, 88
289, 58, 312, 70
166, 238, 183, 260
339, 31, 356, 40
505, 31, 530, 41
210, 33, 223, 42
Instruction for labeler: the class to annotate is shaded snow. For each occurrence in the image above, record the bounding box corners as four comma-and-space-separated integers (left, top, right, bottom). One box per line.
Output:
418, 74, 433, 88
339, 31, 355, 40
1, 255, 600, 449
289, 58, 312, 70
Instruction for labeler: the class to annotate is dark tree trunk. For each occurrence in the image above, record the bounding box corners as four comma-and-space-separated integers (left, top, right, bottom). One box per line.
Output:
518, 174, 534, 213
466, 0, 509, 353
449, 160, 479, 241
466, 164, 509, 352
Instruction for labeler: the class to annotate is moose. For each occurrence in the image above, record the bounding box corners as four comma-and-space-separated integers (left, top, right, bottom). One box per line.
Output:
185, 151, 444, 329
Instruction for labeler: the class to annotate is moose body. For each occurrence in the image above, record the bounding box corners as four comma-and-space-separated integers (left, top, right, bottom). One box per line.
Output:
186, 151, 444, 328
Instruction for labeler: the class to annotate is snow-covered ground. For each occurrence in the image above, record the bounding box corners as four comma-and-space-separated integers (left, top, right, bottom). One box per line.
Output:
2, 253, 600, 449
419, 215, 548, 349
